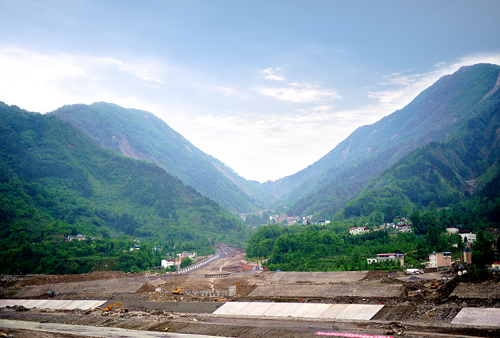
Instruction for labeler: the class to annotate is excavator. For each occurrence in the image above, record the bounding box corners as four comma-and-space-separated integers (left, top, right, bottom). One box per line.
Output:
102, 302, 123, 312
172, 287, 184, 295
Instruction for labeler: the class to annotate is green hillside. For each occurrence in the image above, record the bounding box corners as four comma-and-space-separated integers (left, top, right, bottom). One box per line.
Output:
51, 102, 274, 213
0, 103, 248, 274
338, 87, 500, 223
246, 91, 500, 271
265, 64, 500, 216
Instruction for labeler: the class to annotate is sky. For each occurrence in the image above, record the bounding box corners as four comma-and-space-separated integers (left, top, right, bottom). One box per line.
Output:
1, 1, 500, 182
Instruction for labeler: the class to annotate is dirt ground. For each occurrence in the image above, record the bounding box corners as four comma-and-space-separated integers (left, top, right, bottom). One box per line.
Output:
2, 248, 500, 337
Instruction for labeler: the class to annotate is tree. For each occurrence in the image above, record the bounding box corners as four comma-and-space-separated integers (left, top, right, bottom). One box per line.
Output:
180, 257, 193, 269
472, 230, 495, 269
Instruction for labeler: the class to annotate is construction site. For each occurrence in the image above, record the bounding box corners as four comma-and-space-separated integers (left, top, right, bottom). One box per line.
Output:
1, 246, 500, 338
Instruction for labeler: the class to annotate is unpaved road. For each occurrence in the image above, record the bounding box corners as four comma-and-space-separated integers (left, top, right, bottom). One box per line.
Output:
0, 319, 218, 337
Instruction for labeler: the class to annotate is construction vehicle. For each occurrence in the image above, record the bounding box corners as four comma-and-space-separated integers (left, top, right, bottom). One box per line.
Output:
172, 287, 184, 294
430, 281, 439, 289
102, 302, 123, 312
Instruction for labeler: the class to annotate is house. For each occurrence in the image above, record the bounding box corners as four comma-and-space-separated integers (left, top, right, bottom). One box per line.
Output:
317, 220, 331, 225
130, 245, 141, 251
395, 224, 412, 233
349, 227, 369, 235
367, 253, 404, 266
65, 234, 86, 242
427, 252, 452, 269
175, 252, 197, 265
161, 259, 175, 269
376, 253, 404, 261
379, 223, 395, 230
152, 246, 163, 252
459, 231, 476, 244
446, 227, 459, 234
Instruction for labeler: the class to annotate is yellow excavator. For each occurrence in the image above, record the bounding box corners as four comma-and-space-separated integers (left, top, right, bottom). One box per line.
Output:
172, 287, 184, 294
102, 302, 123, 312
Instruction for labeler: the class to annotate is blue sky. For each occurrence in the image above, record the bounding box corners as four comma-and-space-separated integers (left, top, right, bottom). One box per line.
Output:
1, 1, 500, 182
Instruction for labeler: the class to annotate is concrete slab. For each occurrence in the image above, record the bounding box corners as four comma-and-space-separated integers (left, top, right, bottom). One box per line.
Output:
0, 300, 16, 308
352, 305, 384, 320
476, 308, 500, 327
32, 300, 51, 309
302, 304, 332, 318
319, 304, 349, 319
248, 303, 273, 316
274, 303, 302, 317
235, 302, 261, 316
54, 300, 74, 310
261, 303, 289, 317
290, 303, 317, 318
335, 304, 365, 320
221, 302, 248, 315
451, 308, 487, 326
0, 299, 106, 311
212, 302, 240, 315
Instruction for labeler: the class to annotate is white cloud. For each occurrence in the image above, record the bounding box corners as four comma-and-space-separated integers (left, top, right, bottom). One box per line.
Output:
190, 106, 373, 181
254, 82, 340, 103
367, 52, 500, 113
92, 57, 164, 84
0, 45, 165, 113
262, 67, 285, 81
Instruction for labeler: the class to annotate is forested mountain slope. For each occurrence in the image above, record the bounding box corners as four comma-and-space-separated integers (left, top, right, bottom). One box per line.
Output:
266, 63, 500, 216
339, 88, 500, 222
0, 103, 248, 271
51, 102, 274, 213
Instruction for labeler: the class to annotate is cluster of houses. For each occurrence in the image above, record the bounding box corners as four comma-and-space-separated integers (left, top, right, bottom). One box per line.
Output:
60, 234, 87, 243
349, 221, 413, 236
446, 227, 476, 244
366, 251, 461, 269
159, 252, 197, 269
363, 223, 480, 270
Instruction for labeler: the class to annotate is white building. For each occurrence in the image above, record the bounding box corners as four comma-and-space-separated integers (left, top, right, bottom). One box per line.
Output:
349, 226, 369, 235
161, 259, 175, 268
395, 224, 412, 233
459, 232, 476, 244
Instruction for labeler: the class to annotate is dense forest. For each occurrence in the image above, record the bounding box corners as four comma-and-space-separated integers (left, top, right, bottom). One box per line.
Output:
246, 198, 498, 272
0, 102, 249, 274
331, 88, 500, 224
52, 102, 274, 213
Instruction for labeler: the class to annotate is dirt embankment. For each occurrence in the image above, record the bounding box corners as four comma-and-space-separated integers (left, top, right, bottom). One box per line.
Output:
14, 271, 130, 288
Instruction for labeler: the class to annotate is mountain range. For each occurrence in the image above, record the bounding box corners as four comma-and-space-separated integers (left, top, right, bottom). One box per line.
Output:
50, 63, 500, 219
1, 63, 499, 274
267, 63, 500, 216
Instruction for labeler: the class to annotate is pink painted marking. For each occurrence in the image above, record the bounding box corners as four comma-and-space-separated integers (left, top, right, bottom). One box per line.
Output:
316, 332, 393, 338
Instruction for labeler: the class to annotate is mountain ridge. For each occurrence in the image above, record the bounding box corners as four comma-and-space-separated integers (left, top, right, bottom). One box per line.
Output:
51, 102, 274, 214
267, 63, 500, 216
